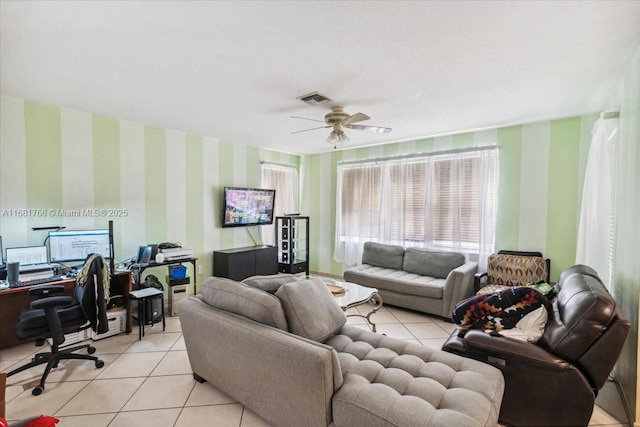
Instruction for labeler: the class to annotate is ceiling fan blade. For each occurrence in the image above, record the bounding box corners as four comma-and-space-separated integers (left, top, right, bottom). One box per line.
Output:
291, 125, 330, 134
345, 124, 392, 133
290, 116, 326, 123
343, 112, 370, 125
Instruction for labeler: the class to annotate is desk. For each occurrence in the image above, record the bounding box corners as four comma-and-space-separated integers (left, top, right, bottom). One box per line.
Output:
135, 258, 198, 294
0, 271, 133, 349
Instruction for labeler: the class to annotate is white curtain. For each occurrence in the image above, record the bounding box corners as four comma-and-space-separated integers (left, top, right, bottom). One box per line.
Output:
334, 162, 381, 265
475, 150, 499, 271
260, 163, 299, 246
576, 115, 619, 289
334, 148, 498, 269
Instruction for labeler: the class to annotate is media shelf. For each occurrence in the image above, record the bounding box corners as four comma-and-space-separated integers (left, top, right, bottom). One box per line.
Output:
276, 216, 309, 275
213, 245, 277, 282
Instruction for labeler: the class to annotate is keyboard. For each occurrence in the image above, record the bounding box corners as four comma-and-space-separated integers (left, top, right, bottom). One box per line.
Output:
9, 275, 66, 288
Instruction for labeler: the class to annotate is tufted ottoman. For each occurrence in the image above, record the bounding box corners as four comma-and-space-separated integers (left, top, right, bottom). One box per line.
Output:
326, 326, 504, 427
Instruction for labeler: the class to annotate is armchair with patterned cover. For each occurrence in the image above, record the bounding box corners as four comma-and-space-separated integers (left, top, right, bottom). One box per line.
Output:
474, 250, 550, 295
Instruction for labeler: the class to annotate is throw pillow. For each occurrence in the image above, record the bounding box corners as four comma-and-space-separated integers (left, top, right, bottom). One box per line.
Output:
242, 274, 296, 293
275, 278, 346, 342
500, 306, 548, 342
200, 277, 288, 331
362, 242, 405, 270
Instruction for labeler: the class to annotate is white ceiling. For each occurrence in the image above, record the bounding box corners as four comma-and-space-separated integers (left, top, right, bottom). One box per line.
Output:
1, 1, 639, 155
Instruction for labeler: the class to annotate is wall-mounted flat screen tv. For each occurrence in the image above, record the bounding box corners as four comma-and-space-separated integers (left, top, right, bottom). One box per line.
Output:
222, 187, 276, 227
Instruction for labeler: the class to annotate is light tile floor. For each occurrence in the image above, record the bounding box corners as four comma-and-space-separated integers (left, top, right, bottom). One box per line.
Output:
2, 304, 627, 426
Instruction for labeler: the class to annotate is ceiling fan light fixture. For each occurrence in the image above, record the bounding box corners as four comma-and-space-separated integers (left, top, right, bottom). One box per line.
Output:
326, 129, 349, 149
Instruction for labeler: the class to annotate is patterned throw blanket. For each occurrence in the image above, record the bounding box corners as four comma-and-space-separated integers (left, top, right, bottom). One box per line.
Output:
452, 286, 547, 333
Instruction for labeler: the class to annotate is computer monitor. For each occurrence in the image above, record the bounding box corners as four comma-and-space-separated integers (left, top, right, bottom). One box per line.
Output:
48, 229, 111, 264
0, 235, 4, 268
6, 245, 48, 266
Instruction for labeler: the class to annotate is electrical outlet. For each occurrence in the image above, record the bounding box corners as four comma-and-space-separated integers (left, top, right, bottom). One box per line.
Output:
198, 265, 203, 275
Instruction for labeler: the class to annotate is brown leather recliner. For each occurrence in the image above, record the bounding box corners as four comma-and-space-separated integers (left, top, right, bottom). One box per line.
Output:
442, 264, 630, 427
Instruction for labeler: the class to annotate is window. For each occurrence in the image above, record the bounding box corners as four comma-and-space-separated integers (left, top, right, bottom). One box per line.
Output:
335, 147, 498, 267
260, 162, 299, 246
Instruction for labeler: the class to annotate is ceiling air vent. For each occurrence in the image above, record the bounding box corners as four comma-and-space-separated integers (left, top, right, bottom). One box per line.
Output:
297, 92, 331, 105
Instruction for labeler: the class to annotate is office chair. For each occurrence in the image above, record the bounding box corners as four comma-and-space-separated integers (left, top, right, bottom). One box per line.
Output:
7, 254, 110, 395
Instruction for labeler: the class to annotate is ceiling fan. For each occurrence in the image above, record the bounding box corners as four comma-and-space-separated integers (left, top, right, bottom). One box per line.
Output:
291, 106, 392, 148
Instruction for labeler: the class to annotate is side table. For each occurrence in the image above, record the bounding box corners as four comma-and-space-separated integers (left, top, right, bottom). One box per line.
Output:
129, 288, 166, 340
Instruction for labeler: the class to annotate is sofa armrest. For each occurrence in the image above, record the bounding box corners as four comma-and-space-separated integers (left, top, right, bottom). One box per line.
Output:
473, 272, 487, 293
440, 261, 477, 318
463, 330, 573, 372
178, 297, 339, 427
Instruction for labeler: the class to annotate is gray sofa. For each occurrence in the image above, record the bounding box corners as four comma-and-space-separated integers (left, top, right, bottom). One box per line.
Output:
178, 275, 504, 427
343, 242, 477, 318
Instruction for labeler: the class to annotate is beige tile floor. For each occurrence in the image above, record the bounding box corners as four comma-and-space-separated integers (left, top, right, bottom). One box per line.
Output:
2, 304, 628, 426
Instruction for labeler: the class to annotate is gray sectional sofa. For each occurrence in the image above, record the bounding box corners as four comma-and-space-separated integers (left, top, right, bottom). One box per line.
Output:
178, 275, 504, 427
343, 242, 477, 318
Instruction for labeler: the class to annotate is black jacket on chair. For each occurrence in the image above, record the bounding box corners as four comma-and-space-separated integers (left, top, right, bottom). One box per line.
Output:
76, 253, 110, 335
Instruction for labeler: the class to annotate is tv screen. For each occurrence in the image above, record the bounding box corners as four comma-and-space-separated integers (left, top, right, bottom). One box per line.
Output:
49, 229, 111, 263
222, 187, 276, 227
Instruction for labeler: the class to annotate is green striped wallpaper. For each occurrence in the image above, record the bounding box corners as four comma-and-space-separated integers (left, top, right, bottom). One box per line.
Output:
301, 115, 597, 281
0, 94, 596, 284
0, 95, 300, 290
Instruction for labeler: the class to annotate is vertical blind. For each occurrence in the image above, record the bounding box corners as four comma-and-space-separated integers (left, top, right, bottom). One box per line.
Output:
335, 147, 498, 268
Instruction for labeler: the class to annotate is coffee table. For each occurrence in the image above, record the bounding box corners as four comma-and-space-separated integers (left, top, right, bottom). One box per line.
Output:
323, 278, 383, 332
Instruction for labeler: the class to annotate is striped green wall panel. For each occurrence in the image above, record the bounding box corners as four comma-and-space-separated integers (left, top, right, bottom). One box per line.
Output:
25, 101, 62, 241
546, 118, 581, 280
453, 132, 474, 149
185, 134, 205, 285
494, 125, 523, 252
307, 154, 321, 271
144, 126, 167, 244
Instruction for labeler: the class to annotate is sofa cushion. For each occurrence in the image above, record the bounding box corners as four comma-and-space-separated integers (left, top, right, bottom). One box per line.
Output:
276, 278, 346, 343
403, 248, 465, 279
242, 273, 296, 293
200, 277, 288, 331
327, 325, 504, 427
362, 242, 405, 270
344, 265, 444, 299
